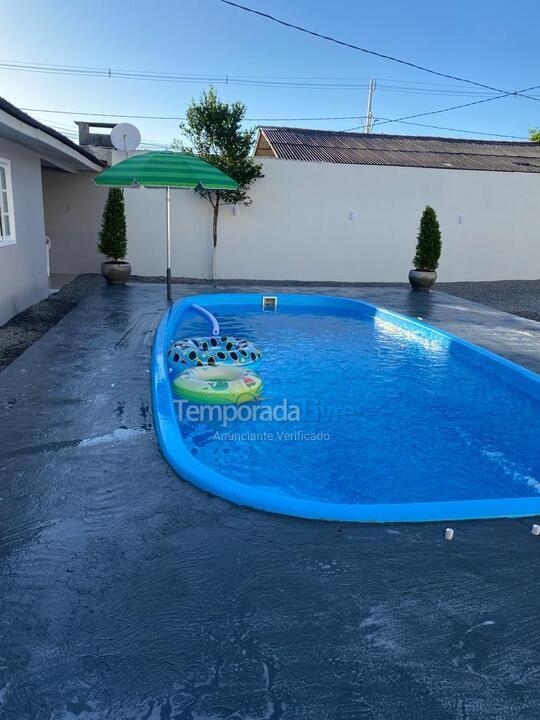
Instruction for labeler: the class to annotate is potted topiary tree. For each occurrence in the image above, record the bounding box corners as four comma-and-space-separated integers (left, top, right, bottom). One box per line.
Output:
409, 205, 442, 290
98, 187, 131, 284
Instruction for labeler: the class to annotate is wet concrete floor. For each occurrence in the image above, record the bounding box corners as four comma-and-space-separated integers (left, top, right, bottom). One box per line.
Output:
1, 282, 539, 719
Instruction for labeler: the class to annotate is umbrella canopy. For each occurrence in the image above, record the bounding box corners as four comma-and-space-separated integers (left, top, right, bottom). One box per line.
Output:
93, 151, 239, 190
94, 151, 238, 300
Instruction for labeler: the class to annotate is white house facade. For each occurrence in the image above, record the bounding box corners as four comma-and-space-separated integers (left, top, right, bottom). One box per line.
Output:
0, 97, 102, 325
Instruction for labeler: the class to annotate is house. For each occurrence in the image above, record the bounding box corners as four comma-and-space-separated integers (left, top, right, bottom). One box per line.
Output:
46, 124, 540, 284
0, 96, 103, 325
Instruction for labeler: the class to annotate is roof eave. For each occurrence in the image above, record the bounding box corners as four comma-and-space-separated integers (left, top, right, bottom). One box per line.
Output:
0, 103, 104, 172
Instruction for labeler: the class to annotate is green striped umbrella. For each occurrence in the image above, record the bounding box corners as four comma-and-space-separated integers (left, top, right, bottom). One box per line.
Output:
94, 152, 238, 300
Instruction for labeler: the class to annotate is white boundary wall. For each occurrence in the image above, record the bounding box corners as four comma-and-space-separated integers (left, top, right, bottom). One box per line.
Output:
43, 157, 540, 282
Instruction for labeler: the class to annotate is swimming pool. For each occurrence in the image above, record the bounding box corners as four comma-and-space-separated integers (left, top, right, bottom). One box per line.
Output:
151, 293, 540, 522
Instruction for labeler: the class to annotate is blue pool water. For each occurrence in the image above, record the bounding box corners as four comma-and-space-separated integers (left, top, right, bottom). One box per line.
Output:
151, 294, 540, 521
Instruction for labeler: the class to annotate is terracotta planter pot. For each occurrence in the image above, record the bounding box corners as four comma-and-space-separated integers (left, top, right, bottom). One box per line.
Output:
101, 261, 132, 285
408, 269, 437, 291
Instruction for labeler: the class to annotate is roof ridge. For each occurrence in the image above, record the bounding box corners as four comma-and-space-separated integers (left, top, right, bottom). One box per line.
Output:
259, 125, 534, 147
265, 143, 540, 159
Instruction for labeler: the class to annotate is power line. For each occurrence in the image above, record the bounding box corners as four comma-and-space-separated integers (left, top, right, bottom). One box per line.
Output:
43, 112, 527, 143
343, 88, 540, 133
0, 60, 520, 87
219, 0, 532, 98
48, 119, 528, 144
372, 119, 528, 139
0, 61, 476, 90
375, 82, 540, 127
0, 60, 511, 97
27, 108, 183, 120
0, 60, 378, 88
23, 106, 373, 122
372, 95, 511, 126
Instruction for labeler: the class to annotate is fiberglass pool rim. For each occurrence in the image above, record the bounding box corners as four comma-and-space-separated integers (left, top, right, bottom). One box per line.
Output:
150, 293, 540, 523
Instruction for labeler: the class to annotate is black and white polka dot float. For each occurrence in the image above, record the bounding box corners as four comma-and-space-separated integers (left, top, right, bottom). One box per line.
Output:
167, 335, 262, 373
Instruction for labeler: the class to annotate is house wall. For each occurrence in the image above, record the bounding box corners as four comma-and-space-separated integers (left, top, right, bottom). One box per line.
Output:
44, 156, 540, 283
42, 168, 108, 274
0, 137, 48, 325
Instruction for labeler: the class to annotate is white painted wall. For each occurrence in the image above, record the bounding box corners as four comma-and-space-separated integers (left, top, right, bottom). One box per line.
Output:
0, 137, 48, 325
42, 168, 107, 274
123, 183, 214, 278
44, 156, 540, 283
42, 166, 214, 278
216, 158, 540, 282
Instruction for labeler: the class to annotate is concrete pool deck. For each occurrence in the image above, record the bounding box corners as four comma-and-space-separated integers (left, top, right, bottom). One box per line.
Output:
1, 281, 539, 719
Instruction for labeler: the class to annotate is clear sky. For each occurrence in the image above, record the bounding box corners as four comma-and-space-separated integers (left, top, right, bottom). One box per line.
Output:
1, 0, 539, 147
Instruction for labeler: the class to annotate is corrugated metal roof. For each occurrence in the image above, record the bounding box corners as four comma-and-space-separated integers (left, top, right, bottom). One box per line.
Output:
257, 127, 540, 173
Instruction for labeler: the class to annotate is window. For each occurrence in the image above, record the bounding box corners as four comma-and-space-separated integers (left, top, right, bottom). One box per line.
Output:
0, 158, 16, 246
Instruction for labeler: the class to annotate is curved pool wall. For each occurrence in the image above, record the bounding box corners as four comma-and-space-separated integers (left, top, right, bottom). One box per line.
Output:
151, 293, 540, 523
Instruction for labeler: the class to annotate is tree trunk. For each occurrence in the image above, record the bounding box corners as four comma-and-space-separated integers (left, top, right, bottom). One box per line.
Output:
212, 192, 220, 281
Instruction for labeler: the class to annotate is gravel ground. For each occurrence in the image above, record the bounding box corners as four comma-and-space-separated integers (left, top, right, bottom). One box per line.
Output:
437, 279, 540, 322
0, 275, 102, 371
1, 274, 539, 372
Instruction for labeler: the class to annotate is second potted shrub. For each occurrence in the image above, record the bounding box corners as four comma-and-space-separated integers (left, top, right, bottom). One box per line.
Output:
409, 205, 442, 290
98, 187, 131, 284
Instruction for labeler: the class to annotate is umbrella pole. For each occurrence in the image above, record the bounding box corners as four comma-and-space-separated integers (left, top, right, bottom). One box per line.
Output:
165, 186, 172, 302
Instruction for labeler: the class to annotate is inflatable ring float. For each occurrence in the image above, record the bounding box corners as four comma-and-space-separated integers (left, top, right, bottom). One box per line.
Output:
167, 335, 262, 373
172, 366, 263, 405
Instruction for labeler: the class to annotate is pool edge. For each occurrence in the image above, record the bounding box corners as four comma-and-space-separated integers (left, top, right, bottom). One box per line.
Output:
151, 292, 540, 523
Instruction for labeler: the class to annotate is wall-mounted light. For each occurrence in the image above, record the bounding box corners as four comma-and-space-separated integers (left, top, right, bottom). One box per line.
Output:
458, 215, 464, 225
232, 205, 240, 217
348, 210, 357, 222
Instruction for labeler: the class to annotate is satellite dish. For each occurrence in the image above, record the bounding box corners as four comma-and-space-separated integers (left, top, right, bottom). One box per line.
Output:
111, 123, 141, 153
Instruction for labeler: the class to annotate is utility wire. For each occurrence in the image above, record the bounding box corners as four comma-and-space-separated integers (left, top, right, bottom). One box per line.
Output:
372, 95, 511, 126
344, 95, 509, 131
370, 119, 528, 139
373, 82, 540, 128
343, 86, 540, 132
23, 107, 374, 122
0, 60, 523, 88
219, 0, 536, 100
48, 120, 527, 143
32, 104, 531, 141
0, 60, 512, 97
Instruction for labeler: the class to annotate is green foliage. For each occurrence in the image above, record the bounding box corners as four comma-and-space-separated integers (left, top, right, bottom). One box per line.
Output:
172, 87, 264, 249
530, 128, 540, 143
98, 188, 127, 260
413, 206, 442, 271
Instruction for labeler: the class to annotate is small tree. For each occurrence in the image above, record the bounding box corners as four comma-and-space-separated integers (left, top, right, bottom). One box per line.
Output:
172, 87, 263, 277
98, 188, 127, 261
413, 206, 442, 271
530, 128, 540, 143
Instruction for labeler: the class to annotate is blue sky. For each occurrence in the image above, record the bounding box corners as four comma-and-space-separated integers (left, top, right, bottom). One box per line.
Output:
1, 0, 539, 147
